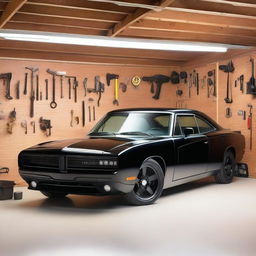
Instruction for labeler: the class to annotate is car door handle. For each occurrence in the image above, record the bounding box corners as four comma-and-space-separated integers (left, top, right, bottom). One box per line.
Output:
204, 141, 208, 144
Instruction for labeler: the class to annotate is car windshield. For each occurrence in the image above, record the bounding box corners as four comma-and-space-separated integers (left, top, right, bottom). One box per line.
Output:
89, 112, 172, 136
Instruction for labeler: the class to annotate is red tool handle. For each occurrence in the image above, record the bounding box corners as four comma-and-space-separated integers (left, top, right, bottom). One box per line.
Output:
247, 116, 252, 130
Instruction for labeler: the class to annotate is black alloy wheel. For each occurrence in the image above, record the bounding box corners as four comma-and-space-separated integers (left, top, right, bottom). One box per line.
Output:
215, 150, 235, 184
125, 159, 164, 205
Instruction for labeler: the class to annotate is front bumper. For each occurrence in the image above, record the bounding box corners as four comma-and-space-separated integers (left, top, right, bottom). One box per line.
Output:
19, 168, 139, 196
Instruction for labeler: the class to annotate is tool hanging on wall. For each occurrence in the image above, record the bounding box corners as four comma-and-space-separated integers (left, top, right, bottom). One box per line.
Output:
70, 110, 74, 127
74, 116, 79, 125
207, 70, 216, 96
188, 73, 192, 98
40, 91, 42, 101
30, 121, 35, 133
36, 74, 39, 101
73, 77, 78, 103
59, 73, 66, 99
68, 77, 72, 99
238, 75, 244, 94
21, 120, 28, 134
219, 61, 234, 104
24, 72, 28, 95
196, 73, 199, 95
0, 72, 13, 100
225, 108, 232, 118
16, 81, 20, 99
246, 58, 256, 95
39, 117, 52, 136
88, 106, 91, 122
143, 75, 170, 100
106, 73, 119, 105
247, 104, 253, 151
45, 79, 48, 100
237, 110, 246, 120
82, 101, 85, 127
26, 67, 39, 117
83, 78, 88, 97
87, 76, 104, 107
113, 77, 119, 105
93, 106, 96, 121
170, 71, 179, 84
6, 108, 16, 134
131, 76, 141, 88
180, 72, 187, 84
120, 82, 127, 93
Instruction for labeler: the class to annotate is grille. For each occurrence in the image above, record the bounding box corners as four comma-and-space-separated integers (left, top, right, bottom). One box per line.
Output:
20, 154, 60, 169
20, 154, 117, 175
66, 155, 118, 169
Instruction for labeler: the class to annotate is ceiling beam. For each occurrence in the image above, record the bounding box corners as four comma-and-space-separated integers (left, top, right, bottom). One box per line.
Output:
0, 0, 27, 28
171, 0, 256, 17
146, 10, 256, 30
19, 4, 125, 23
132, 19, 256, 37
120, 28, 256, 46
107, 0, 176, 37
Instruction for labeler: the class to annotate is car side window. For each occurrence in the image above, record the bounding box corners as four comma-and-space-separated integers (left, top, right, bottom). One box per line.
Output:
195, 116, 215, 133
174, 115, 199, 135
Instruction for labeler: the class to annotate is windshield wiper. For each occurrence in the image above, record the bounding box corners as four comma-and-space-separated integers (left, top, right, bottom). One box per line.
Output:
118, 131, 152, 137
89, 132, 116, 136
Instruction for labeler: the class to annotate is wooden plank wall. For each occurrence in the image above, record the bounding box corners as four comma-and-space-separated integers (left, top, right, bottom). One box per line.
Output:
0, 59, 179, 184
1, 52, 256, 184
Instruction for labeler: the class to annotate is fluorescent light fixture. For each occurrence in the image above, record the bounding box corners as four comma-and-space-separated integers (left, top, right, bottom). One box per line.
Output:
0, 29, 246, 52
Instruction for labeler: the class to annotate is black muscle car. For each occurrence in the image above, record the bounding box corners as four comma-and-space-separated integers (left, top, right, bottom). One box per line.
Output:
18, 109, 245, 205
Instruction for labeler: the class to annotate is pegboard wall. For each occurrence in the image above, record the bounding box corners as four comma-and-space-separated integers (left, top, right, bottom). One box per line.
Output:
0, 59, 179, 184
0, 51, 256, 184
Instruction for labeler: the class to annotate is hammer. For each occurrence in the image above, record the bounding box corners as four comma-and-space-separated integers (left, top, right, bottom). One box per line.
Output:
106, 73, 119, 105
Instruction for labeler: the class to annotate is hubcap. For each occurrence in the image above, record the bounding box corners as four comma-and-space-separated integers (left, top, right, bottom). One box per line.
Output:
134, 166, 159, 200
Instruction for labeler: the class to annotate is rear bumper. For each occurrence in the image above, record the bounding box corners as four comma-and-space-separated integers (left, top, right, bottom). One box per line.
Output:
19, 168, 139, 195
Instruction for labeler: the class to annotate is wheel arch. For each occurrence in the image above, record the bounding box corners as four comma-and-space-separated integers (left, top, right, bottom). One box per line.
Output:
142, 155, 166, 175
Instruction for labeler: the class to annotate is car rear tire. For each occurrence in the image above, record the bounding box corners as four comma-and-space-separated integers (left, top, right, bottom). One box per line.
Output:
41, 191, 68, 198
215, 150, 235, 184
125, 159, 164, 206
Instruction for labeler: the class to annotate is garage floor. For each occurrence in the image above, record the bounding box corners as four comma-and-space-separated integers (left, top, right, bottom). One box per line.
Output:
0, 177, 256, 256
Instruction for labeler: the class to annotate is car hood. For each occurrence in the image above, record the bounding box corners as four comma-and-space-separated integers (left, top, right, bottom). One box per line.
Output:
25, 136, 162, 155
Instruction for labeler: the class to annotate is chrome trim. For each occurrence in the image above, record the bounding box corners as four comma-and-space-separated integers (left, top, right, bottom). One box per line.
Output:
62, 147, 111, 155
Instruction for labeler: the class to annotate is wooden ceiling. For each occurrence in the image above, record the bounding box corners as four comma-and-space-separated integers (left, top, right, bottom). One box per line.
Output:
0, 0, 255, 66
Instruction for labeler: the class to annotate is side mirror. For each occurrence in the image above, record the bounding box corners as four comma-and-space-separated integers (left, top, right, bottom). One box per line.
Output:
183, 127, 194, 137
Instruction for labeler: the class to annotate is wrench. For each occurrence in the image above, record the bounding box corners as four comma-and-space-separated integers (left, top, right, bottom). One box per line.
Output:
50, 74, 57, 108
24, 72, 28, 95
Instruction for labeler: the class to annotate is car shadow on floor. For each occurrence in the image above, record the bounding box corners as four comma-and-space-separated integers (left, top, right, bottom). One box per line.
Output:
161, 177, 216, 198
14, 177, 236, 214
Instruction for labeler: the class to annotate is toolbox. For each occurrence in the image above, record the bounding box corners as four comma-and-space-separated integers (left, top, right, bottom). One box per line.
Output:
0, 180, 15, 200
0, 167, 14, 200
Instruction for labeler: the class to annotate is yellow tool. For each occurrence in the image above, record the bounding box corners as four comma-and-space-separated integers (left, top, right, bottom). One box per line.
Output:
113, 78, 119, 106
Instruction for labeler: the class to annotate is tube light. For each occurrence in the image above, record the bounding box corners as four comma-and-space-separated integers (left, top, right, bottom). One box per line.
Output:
0, 29, 232, 52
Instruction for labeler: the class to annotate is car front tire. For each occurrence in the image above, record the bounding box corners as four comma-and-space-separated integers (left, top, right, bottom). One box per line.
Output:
215, 150, 235, 184
41, 191, 68, 199
125, 158, 164, 206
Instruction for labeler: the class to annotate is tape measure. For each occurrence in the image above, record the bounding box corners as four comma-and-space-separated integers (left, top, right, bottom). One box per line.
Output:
131, 76, 141, 87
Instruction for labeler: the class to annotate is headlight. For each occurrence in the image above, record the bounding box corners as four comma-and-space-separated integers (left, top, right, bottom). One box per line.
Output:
99, 160, 117, 166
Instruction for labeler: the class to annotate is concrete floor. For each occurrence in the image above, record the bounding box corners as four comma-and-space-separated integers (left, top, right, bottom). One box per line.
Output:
0, 177, 256, 256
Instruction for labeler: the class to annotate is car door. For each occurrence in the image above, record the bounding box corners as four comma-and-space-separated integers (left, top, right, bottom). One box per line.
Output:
172, 114, 208, 181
